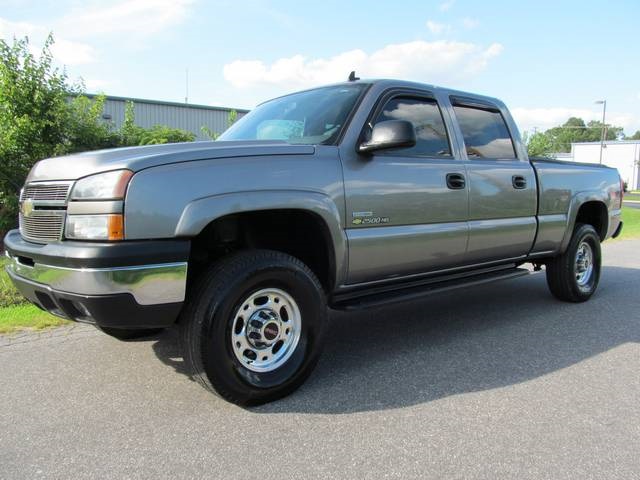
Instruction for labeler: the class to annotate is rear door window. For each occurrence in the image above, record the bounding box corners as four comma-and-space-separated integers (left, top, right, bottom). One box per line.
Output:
452, 104, 516, 159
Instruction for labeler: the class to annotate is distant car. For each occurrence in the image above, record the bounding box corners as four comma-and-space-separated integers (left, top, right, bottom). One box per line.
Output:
4, 78, 624, 405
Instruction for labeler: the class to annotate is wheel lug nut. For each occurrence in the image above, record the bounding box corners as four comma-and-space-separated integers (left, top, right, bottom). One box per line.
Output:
250, 320, 262, 328
248, 332, 262, 340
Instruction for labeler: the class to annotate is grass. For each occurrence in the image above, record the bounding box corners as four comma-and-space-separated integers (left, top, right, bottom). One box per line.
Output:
618, 206, 640, 239
0, 256, 69, 334
0, 304, 68, 334
624, 192, 640, 201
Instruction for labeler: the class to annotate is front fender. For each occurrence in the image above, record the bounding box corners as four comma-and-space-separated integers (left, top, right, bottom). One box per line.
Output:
175, 190, 348, 287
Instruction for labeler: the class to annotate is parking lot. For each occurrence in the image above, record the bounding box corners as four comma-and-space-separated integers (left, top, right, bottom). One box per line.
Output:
1, 239, 638, 480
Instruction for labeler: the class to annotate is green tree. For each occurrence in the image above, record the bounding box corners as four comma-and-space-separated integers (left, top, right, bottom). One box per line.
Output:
201, 109, 239, 140
627, 130, 640, 140
65, 94, 121, 152
119, 101, 145, 145
0, 35, 74, 233
586, 120, 622, 142
136, 125, 195, 145
542, 117, 623, 152
119, 102, 195, 145
523, 131, 553, 157
0, 35, 198, 236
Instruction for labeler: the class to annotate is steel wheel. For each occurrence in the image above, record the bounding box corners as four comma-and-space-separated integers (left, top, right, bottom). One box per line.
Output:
574, 241, 594, 287
231, 288, 302, 372
546, 223, 601, 302
180, 250, 327, 405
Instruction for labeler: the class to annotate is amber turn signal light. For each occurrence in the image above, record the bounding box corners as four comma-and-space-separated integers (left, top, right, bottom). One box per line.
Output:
107, 214, 124, 240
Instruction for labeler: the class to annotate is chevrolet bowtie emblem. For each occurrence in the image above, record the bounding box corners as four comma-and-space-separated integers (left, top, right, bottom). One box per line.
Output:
21, 198, 34, 218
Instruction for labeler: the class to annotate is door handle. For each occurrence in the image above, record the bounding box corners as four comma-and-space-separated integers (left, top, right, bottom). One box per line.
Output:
446, 173, 466, 190
512, 175, 527, 189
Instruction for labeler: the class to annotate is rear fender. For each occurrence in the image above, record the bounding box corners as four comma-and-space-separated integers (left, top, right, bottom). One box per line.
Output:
560, 192, 609, 252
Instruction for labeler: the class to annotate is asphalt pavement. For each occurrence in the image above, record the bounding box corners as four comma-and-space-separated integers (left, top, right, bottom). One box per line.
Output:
623, 200, 640, 209
1, 239, 639, 480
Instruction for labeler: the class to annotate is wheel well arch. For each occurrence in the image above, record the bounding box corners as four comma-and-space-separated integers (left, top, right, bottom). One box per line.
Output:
188, 209, 336, 292
575, 201, 608, 240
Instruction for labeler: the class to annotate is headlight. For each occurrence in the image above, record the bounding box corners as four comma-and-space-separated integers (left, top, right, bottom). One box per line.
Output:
71, 170, 133, 200
65, 214, 124, 241
66, 170, 132, 240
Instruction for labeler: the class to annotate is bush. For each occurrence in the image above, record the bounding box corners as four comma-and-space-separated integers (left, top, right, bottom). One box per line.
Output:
65, 94, 121, 153
120, 102, 195, 145
0, 258, 26, 307
0, 35, 196, 237
0, 35, 73, 235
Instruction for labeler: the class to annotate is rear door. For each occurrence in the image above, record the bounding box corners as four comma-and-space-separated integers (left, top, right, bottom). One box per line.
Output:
341, 90, 469, 284
449, 97, 537, 264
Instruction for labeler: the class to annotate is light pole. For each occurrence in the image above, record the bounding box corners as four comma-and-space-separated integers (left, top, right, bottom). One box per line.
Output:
595, 100, 607, 164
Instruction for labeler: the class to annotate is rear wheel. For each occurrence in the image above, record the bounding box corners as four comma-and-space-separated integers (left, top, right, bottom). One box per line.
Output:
546, 223, 601, 302
180, 250, 327, 406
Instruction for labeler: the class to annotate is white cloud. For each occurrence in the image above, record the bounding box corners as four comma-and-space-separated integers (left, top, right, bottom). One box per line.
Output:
0, 17, 95, 65
224, 40, 504, 90
426, 20, 450, 35
0, 0, 195, 66
439, 0, 455, 11
57, 0, 195, 38
51, 37, 95, 65
462, 17, 479, 29
511, 107, 638, 135
82, 77, 111, 91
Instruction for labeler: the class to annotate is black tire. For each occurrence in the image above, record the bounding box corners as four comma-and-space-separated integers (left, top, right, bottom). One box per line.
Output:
546, 223, 601, 302
180, 250, 327, 406
95, 326, 163, 340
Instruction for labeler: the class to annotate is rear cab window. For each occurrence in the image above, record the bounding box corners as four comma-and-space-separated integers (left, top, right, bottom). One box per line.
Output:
451, 100, 516, 159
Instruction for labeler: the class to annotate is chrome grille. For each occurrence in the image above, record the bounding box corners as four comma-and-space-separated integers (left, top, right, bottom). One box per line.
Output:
19, 181, 72, 244
19, 211, 65, 243
21, 183, 71, 202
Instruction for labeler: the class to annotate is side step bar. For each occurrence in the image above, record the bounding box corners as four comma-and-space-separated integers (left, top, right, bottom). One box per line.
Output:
331, 266, 532, 311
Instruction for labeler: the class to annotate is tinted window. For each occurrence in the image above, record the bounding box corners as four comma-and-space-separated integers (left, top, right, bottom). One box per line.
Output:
218, 84, 367, 145
453, 105, 516, 159
373, 97, 451, 156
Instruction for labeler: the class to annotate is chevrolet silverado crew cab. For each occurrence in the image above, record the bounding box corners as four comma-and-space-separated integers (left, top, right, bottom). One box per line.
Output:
4, 78, 624, 405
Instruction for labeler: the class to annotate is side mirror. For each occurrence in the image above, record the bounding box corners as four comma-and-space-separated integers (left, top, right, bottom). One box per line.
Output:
358, 120, 416, 154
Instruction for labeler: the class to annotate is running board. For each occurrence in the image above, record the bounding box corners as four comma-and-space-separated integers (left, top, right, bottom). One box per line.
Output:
330, 267, 532, 311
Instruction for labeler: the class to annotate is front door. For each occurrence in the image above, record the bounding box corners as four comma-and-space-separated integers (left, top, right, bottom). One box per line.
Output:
341, 92, 469, 284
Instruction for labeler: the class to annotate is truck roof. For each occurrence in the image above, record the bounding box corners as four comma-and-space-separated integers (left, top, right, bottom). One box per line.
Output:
263, 78, 506, 110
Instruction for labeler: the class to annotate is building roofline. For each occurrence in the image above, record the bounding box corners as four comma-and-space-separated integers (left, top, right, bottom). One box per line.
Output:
572, 140, 640, 146
80, 93, 250, 113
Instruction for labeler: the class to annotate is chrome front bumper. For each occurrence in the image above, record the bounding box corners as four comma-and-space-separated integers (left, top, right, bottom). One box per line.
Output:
5, 252, 187, 305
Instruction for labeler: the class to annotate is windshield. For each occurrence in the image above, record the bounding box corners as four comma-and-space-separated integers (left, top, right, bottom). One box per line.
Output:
218, 84, 368, 145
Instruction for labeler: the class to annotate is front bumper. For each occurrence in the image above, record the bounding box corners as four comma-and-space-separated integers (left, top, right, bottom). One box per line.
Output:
4, 230, 190, 329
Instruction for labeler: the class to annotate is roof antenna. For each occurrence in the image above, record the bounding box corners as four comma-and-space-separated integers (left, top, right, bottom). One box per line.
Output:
348, 71, 359, 82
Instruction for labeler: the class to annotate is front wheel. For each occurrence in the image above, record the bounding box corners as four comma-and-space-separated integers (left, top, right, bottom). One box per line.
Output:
180, 250, 328, 406
545, 223, 601, 302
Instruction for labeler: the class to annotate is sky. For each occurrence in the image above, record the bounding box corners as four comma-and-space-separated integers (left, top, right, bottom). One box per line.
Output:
1, 0, 639, 135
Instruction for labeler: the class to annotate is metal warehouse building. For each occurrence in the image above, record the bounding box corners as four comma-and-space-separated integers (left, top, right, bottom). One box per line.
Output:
86, 94, 249, 141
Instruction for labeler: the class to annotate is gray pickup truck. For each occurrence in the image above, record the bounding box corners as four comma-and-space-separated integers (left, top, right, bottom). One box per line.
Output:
4, 78, 624, 405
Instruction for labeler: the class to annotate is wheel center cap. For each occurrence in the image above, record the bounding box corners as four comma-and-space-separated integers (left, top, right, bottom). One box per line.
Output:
262, 322, 279, 341
246, 309, 280, 348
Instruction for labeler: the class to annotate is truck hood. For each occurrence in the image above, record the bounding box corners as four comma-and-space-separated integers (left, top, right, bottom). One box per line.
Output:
26, 140, 315, 182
